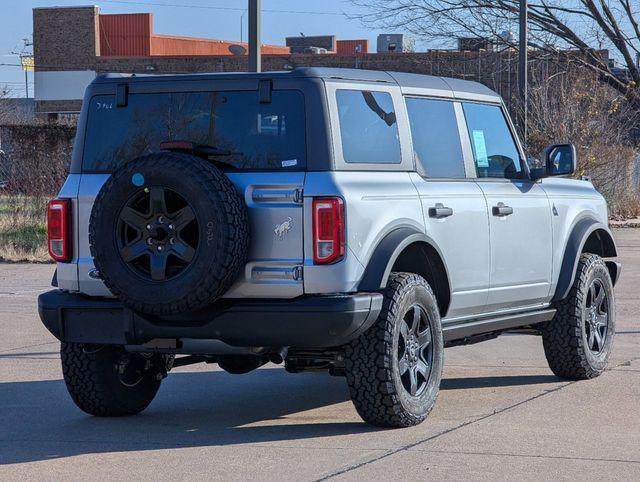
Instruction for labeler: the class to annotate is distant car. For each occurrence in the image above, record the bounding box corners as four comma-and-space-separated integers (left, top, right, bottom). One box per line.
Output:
39, 68, 620, 428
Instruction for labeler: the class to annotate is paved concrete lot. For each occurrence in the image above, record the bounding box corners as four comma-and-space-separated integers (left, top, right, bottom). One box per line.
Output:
1, 230, 639, 480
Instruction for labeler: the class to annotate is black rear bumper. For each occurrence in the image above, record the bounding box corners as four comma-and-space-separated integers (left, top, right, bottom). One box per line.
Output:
38, 290, 383, 348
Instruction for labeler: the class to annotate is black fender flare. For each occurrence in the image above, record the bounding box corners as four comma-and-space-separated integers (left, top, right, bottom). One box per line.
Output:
358, 227, 448, 291
552, 217, 618, 302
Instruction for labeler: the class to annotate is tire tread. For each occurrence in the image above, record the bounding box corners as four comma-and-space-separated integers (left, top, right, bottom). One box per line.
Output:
345, 272, 441, 428
542, 253, 613, 380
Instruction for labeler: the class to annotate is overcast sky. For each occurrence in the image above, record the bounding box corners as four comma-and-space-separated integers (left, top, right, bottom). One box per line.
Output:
0, 0, 395, 98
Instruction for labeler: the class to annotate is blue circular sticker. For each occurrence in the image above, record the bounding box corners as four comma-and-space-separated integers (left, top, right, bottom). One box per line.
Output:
131, 173, 145, 187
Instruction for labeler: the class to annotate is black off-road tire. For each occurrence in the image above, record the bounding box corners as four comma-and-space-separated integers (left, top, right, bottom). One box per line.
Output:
542, 253, 615, 380
89, 152, 249, 315
345, 273, 444, 428
61, 342, 163, 416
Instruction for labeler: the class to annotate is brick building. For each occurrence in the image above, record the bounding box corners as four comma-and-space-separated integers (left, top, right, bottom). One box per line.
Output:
33, 5, 613, 120
33, 5, 289, 113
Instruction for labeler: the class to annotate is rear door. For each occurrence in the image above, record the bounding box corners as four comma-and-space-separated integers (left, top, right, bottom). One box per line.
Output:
74, 83, 307, 299
405, 97, 490, 319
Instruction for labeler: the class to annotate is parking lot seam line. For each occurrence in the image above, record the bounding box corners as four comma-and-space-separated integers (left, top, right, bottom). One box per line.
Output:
316, 382, 574, 481
407, 448, 640, 465
316, 354, 640, 481
446, 364, 549, 369
0, 341, 57, 356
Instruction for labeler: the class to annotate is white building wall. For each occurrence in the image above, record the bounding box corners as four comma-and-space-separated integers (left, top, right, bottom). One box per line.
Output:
34, 70, 96, 101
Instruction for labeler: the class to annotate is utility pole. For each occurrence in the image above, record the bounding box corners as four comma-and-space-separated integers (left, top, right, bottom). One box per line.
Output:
240, 9, 247, 43
12, 38, 33, 99
519, 0, 528, 144
248, 0, 261, 72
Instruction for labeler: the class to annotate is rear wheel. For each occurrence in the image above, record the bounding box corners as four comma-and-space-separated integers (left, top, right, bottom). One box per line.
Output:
345, 273, 444, 428
61, 343, 169, 416
542, 253, 615, 379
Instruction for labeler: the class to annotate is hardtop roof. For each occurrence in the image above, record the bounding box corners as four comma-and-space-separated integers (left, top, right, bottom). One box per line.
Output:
93, 67, 501, 102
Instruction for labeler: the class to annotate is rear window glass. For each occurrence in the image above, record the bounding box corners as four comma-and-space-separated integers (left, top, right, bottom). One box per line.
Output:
406, 97, 465, 178
336, 90, 401, 164
82, 90, 306, 171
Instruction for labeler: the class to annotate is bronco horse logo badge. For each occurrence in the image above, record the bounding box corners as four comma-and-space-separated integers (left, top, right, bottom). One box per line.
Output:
274, 217, 293, 240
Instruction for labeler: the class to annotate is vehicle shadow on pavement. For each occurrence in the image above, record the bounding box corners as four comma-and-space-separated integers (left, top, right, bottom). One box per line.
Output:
0, 367, 374, 465
0, 367, 562, 465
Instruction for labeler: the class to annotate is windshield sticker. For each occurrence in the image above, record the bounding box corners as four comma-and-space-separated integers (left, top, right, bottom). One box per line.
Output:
472, 130, 489, 167
282, 159, 298, 168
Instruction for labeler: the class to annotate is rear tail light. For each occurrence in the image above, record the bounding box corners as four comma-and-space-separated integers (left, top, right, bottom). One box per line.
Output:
47, 199, 71, 262
313, 197, 345, 265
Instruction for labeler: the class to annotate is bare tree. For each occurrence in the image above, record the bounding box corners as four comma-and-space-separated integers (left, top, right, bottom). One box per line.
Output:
351, 0, 640, 108
527, 68, 639, 196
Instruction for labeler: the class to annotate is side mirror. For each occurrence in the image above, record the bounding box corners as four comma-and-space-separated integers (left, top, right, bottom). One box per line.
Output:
530, 144, 577, 180
544, 143, 577, 177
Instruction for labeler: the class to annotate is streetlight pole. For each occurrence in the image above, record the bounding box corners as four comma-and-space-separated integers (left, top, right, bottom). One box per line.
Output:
519, 0, 528, 144
248, 0, 261, 72
240, 9, 247, 43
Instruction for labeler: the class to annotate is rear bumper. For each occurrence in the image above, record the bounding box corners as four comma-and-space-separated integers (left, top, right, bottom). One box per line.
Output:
38, 290, 383, 348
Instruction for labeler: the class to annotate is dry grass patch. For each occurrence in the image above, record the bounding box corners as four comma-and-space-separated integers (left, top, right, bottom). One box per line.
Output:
0, 196, 51, 263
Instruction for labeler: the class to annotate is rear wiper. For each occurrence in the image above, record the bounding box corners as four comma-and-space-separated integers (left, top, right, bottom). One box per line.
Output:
159, 140, 242, 169
198, 145, 244, 158
160, 140, 243, 158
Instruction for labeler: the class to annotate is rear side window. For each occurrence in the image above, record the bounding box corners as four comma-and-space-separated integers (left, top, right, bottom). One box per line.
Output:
336, 90, 401, 164
82, 90, 306, 171
462, 103, 522, 179
406, 98, 465, 178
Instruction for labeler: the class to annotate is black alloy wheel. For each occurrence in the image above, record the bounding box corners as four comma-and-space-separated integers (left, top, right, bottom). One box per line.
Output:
583, 278, 609, 354
397, 304, 434, 397
116, 186, 198, 282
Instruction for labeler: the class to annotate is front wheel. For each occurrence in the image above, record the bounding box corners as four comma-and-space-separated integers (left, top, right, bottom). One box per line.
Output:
61, 343, 168, 416
542, 253, 615, 379
345, 273, 444, 428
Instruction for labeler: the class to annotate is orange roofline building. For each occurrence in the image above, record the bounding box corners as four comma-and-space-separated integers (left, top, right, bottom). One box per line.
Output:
99, 13, 290, 57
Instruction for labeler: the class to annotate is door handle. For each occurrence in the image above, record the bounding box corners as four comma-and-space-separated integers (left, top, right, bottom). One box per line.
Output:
492, 202, 514, 217
429, 203, 454, 219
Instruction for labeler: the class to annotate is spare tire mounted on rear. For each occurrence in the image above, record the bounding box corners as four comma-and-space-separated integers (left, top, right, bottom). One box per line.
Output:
89, 152, 249, 315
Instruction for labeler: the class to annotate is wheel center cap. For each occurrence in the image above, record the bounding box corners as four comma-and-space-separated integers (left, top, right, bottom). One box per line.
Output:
407, 335, 419, 363
151, 226, 168, 242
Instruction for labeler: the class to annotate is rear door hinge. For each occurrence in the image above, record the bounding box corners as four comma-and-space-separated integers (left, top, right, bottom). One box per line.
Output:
294, 188, 304, 204
293, 266, 304, 281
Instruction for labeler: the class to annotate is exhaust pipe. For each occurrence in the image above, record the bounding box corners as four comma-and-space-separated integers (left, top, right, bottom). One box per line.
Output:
269, 347, 288, 364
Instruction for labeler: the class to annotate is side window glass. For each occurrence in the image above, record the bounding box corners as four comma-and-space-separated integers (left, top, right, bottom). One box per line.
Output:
336, 90, 401, 164
406, 98, 465, 178
462, 103, 522, 179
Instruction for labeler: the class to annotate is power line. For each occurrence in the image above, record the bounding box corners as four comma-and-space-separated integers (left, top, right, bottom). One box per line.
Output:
98, 0, 343, 16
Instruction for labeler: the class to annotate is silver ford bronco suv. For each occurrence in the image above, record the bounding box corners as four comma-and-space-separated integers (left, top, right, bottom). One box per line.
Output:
39, 68, 621, 428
